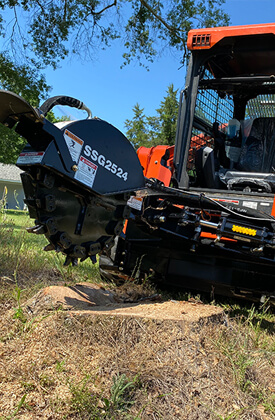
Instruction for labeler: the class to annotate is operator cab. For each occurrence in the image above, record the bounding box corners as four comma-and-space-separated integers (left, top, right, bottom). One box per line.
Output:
174, 23, 275, 195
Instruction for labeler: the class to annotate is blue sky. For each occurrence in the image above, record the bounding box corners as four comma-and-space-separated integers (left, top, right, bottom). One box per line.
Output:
38, 1, 275, 133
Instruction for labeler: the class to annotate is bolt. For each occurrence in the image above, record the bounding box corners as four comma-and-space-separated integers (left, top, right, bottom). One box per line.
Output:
71, 165, 78, 172
260, 295, 266, 303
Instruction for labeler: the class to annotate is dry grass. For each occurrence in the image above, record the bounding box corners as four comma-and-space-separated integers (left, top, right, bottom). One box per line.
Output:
0, 304, 274, 419
0, 210, 274, 419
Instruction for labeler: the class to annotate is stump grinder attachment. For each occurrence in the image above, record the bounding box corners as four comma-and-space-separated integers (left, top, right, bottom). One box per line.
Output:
0, 90, 145, 265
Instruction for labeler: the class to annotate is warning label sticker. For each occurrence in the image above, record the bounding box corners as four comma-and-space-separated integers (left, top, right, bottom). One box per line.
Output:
74, 156, 98, 189
64, 129, 84, 162
127, 196, 143, 211
17, 151, 44, 165
242, 201, 257, 210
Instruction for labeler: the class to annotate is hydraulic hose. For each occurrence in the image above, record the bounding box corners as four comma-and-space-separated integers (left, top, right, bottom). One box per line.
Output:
40, 95, 92, 119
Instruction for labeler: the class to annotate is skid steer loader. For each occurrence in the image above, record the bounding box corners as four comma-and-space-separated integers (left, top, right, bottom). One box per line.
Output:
1, 22, 275, 302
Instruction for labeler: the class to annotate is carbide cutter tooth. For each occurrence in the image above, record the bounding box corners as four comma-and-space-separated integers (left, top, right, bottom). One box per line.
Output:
88, 242, 101, 256
64, 256, 72, 266
59, 232, 72, 249
72, 245, 87, 259
44, 243, 55, 251
26, 224, 47, 234
45, 218, 58, 235
64, 256, 78, 266
90, 255, 97, 264
45, 195, 56, 212
43, 173, 55, 189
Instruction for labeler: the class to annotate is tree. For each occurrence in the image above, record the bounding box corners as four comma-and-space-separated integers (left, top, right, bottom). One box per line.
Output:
0, 53, 50, 163
155, 84, 179, 146
124, 103, 150, 148
0, 111, 68, 164
125, 84, 179, 148
0, 54, 69, 163
1, 1, 229, 69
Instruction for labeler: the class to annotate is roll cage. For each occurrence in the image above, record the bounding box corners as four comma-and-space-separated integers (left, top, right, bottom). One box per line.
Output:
174, 24, 275, 192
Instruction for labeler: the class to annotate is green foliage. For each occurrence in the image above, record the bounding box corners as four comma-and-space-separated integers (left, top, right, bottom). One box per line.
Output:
0, 210, 100, 283
13, 286, 27, 323
0, 53, 49, 106
103, 373, 139, 415
68, 373, 139, 418
0, 52, 50, 164
155, 84, 179, 145
216, 303, 275, 406
125, 84, 179, 148
0, 1, 229, 69
0, 109, 68, 164
124, 104, 151, 148
1, 393, 27, 419
69, 375, 101, 417
123, 0, 229, 67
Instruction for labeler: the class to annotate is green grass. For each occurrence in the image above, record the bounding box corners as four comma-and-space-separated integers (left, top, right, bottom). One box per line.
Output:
0, 209, 101, 312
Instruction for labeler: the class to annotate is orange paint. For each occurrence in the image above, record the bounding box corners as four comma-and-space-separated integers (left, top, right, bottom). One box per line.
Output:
137, 145, 174, 186
187, 23, 275, 50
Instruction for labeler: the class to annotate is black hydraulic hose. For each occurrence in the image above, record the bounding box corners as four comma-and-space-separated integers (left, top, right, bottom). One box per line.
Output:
146, 179, 275, 223
202, 194, 275, 222
39, 95, 92, 118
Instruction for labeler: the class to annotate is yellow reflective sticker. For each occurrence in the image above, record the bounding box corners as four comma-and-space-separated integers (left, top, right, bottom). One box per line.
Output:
232, 225, 257, 236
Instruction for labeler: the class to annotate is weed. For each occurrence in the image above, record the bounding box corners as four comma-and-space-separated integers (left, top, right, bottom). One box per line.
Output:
102, 373, 139, 415
211, 407, 246, 420
12, 286, 26, 323
21, 381, 36, 392
50, 253, 74, 283
0, 394, 27, 419
39, 373, 56, 389
262, 395, 275, 415
69, 375, 101, 418
215, 325, 254, 391
55, 360, 66, 373
0, 186, 7, 213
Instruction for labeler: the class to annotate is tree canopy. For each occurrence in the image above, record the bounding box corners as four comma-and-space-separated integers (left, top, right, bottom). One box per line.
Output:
1, 1, 229, 69
0, 57, 66, 164
0, 52, 51, 164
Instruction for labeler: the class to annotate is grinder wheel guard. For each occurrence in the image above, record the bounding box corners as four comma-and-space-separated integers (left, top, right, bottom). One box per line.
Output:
0, 90, 145, 265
